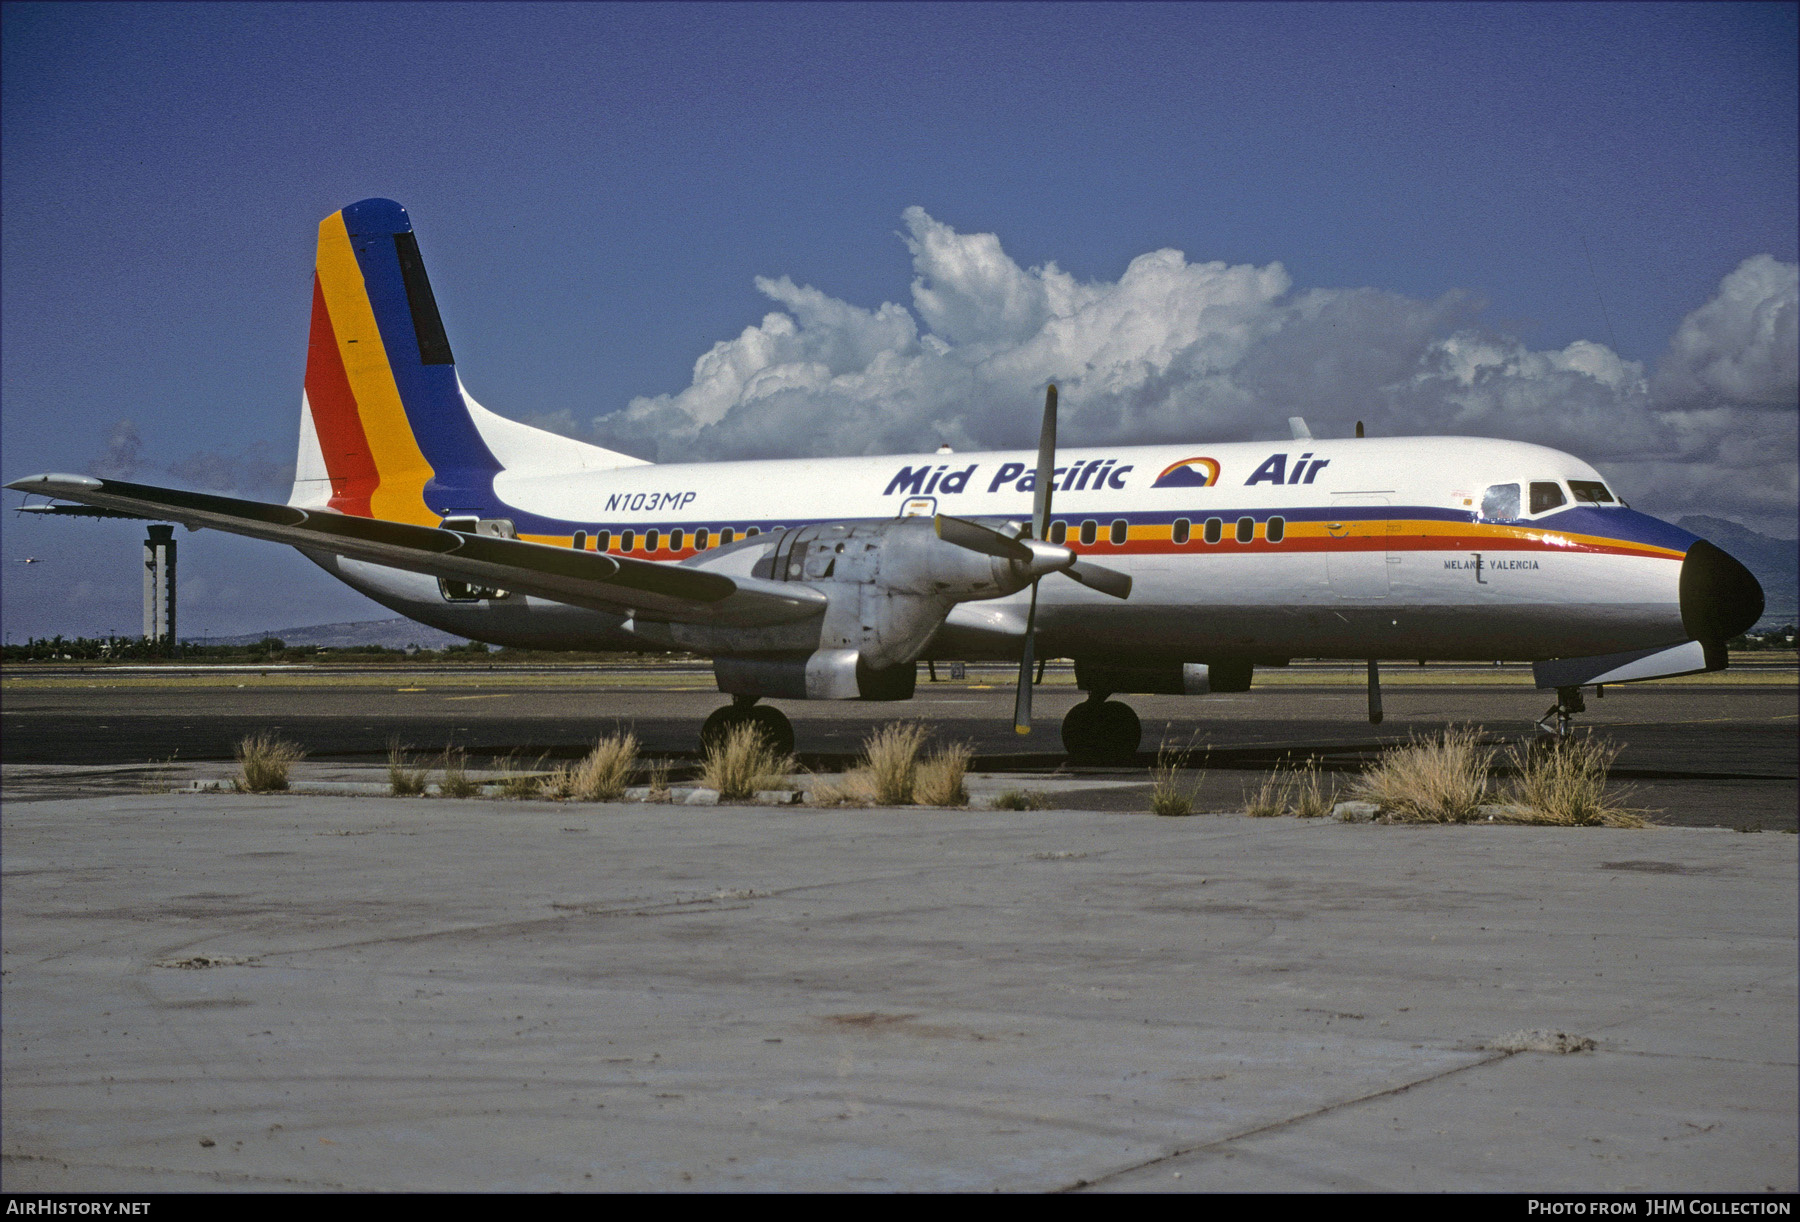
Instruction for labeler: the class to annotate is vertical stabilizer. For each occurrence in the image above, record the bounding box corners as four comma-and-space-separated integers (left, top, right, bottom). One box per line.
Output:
290, 199, 646, 523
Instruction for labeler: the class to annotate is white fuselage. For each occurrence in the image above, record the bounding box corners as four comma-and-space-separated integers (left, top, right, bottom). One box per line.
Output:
312, 434, 1694, 665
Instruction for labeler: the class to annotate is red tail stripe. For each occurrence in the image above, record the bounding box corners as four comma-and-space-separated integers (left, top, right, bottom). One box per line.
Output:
303, 275, 378, 517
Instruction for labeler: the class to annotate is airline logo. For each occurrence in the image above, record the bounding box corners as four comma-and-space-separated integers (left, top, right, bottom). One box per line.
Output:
1150, 457, 1221, 489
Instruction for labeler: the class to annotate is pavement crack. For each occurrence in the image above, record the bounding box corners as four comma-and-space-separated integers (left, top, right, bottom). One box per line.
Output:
1057, 1050, 1513, 1192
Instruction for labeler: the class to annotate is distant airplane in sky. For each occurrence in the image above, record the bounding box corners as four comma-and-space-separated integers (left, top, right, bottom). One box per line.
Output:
8, 200, 1764, 760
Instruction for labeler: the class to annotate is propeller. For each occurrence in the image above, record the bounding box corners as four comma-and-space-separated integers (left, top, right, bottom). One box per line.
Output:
931, 384, 1132, 734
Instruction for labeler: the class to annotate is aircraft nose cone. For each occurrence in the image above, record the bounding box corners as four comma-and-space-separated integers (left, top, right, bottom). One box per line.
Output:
1680, 538, 1764, 642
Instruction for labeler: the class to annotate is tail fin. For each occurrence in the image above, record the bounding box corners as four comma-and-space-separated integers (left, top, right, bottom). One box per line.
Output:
291, 198, 643, 522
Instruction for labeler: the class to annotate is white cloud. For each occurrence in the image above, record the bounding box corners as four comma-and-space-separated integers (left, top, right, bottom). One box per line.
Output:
583, 210, 1796, 535
1654, 255, 1798, 410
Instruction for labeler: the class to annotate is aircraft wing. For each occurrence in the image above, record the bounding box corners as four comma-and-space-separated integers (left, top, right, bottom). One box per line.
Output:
6, 474, 825, 627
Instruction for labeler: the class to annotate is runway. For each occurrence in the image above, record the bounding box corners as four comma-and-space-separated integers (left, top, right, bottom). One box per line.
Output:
4, 662, 1795, 1192
4, 662, 1795, 829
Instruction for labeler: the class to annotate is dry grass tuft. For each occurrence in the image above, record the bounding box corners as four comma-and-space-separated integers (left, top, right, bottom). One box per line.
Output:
1351, 725, 1493, 822
1150, 740, 1205, 817
437, 747, 481, 799
863, 722, 927, 805
700, 722, 795, 801
566, 733, 639, 801
808, 769, 877, 807
1241, 769, 1292, 817
496, 752, 550, 799
1497, 734, 1646, 827
234, 733, 304, 793
914, 743, 972, 807
1288, 757, 1335, 819
386, 739, 428, 796
644, 757, 673, 801
990, 788, 1055, 811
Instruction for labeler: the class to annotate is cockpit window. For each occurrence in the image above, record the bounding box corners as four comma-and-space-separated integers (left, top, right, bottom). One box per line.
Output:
1530, 481, 1566, 513
1480, 483, 1520, 521
1568, 480, 1615, 505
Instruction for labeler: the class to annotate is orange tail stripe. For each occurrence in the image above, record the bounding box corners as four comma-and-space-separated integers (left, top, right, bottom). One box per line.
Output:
313, 211, 436, 524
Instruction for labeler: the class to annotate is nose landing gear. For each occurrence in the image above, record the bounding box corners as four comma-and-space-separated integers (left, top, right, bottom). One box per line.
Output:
1061, 695, 1142, 765
1534, 685, 1587, 743
701, 695, 796, 757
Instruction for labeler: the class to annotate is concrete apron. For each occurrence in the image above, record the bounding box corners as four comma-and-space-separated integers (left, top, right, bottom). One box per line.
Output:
2, 794, 1794, 1193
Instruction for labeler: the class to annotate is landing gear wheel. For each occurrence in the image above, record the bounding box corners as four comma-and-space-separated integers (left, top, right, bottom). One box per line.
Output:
700, 704, 795, 757
1061, 698, 1142, 765
700, 706, 740, 752
746, 705, 795, 757
1095, 700, 1142, 763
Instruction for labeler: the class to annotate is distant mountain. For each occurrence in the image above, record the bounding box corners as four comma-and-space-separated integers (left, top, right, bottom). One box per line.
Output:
1677, 516, 1798, 628
195, 617, 472, 649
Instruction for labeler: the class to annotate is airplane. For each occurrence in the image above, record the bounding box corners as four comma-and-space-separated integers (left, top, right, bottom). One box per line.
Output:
8, 198, 1766, 762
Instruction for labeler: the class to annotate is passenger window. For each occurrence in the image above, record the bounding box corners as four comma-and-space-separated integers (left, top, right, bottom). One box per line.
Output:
746, 526, 760, 537
1172, 517, 1191, 545
1049, 520, 1068, 545
1203, 517, 1223, 544
620, 529, 637, 553
1480, 484, 1520, 521
720, 528, 737, 545
645, 529, 661, 553
1079, 520, 1098, 546
1266, 516, 1285, 544
1236, 516, 1255, 544
594, 529, 611, 552
668, 529, 685, 552
694, 529, 710, 551
1109, 519, 1128, 546
572, 530, 587, 551
1568, 480, 1614, 505
1530, 482, 1566, 514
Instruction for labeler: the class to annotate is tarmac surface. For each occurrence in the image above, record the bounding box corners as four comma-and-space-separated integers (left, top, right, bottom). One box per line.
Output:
4, 663, 1795, 829
1, 787, 1794, 1192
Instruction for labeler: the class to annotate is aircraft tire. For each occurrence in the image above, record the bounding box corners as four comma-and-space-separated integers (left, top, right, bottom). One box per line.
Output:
700, 706, 742, 753
701, 704, 796, 757
1094, 700, 1142, 763
747, 705, 796, 757
1063, 699, 1139, 765
1061, 700, 1105, 762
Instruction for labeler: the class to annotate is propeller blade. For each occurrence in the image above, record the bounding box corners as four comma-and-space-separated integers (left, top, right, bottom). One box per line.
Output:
934, 513, 1032, 562
1031, 384, 1057, 541
1013, 579, 1040, 733
1065, 559, 1133, 600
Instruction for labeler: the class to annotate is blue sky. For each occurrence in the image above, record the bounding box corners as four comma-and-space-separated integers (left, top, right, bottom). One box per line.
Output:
3, 1, 1795, 639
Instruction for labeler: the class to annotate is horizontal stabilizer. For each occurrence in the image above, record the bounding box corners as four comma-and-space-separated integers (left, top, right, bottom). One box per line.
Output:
1532, 639, 1722, 689
6, 474, 824, 627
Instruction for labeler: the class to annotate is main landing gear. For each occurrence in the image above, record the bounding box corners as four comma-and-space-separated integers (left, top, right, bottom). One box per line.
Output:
1061, 695, 1142, 765
1534, 685, 1587, 744
701, 695, 796, 757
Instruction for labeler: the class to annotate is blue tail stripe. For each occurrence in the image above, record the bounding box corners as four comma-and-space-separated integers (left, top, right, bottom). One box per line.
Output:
339, 198, 501, 514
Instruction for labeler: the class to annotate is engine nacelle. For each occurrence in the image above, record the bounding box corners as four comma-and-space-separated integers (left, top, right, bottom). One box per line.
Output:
714, 650, 917, 701
650, 519, 1033, 698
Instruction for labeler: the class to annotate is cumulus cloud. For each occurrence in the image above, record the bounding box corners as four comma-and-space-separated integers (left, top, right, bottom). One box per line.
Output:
87, 419, 144, 480
598, 212, 1785, 535
87, 423, 294, 499
1653, 256, 1798, 410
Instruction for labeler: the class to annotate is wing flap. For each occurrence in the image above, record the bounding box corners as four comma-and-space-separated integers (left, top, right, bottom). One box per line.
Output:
7, 474, 824, 626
